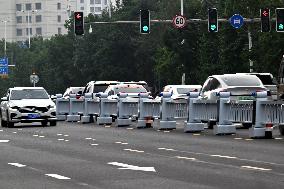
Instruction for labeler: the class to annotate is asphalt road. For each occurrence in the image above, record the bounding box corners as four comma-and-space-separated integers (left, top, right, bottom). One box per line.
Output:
0, 120, 283, 189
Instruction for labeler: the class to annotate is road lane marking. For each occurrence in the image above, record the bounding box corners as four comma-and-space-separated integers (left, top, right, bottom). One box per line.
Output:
0, 130, 3, 131
39, 136, 45, 138
234, 138, 243, 140
57, 139, 65, 141
57, 134, 63, 136
127, 128, 134, 130
8, 163, 26, 167
45, 174, 71, 180
90, 143, 99, 146
210, 155, 237, 159
193, 134, 200, 136
108, 162, 156, 172
158, 148, 166, 150
33, 135, 39, 137
65, 140, 69, 142
241, 166, 272, 171
121, 143, 128, 145
124, 149, 144, 153
12, 132, 17, 134
158, 147, 177, 151
275, 138, 283, 140
175, 156, 196, 161
105, 126, 111, 128
0, 140, 9, 143
85, 138, 92, 140
64, 135, 69, 137
17, 129, 22, 131
115, 142, 122, 144
163, 131, 170, 133
245, 139, 254, 141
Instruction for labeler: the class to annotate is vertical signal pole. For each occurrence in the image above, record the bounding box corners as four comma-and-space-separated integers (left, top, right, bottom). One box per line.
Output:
248, 31, 253, 73
181, 0, 184, 16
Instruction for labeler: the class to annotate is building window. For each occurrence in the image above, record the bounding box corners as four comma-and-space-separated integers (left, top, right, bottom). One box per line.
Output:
26, 3, 32, 11
35, 3, 41, 10
90, 0, 94, 5
26, 28, 32, 35
95, 7, 101, 12
80, 7, 84, 10
95, 0, 101, 4
58, 28, 62, 35
35, 15, 42, 22
16, 16, 22, 23
57, 3, 61, 10
90, 7, 94, 12
16, 29, 22, 36
36, 27, 42, 35
57, 15, 61, 22
26, 16, 32, 23
16, 4, 22, 11
80, 0, 84, 3
105, 0, 107, 5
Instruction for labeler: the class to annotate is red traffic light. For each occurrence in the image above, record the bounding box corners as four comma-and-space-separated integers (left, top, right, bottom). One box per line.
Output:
261, 8, 270, 17
76, 13, 82, 20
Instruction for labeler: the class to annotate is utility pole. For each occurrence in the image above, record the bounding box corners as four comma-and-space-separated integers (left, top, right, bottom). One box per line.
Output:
248, 30, 253, 73
4, 20, 7, 56
181, 0, 184, 15
108, 0, 112, 18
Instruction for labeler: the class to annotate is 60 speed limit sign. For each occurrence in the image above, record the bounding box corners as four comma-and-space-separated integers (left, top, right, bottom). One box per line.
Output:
172, 15, 187, 29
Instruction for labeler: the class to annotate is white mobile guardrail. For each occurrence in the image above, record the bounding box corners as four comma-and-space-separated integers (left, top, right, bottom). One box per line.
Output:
137, 93, 161, 128
66, 94, 84, 122
158, 92, 188, 130
55, 94, 69, 121
81, 93, 100, 123
185, 92, 217, 132
96, 93, 118, 125
116, 93, 139, 126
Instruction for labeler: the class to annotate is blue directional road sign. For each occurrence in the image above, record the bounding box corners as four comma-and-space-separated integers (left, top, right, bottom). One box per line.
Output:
230, 14, 244, 29
0, 66, 8, 75
0, 57, 8, 66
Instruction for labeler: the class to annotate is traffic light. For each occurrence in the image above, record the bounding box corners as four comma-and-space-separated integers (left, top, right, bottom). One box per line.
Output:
260, 8, 270, 32
276, 8, 284, 32
208, 8, 218, 32
74, 12, 84, 35
140, 10, 150, 34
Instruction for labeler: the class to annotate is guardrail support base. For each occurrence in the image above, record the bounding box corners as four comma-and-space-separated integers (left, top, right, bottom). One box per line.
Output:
97, 117, 112, 125
214, 124, 236, 135
66, 115, 80, 122
249, 127, 265, 138
56, 115, 66, 121
159, 121, 176, 130
81, 116, 90, 123
117, 118, 131, 127
184, 123, 204, 133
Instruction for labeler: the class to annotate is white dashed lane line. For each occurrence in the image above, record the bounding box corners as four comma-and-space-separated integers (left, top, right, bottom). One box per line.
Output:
57, 139, 65, 141
158, 148, 177, 152
275, 138, 283, 140
124, 149, 144, 153
0, 140, 10, 143
241, 166, 272, 171
90, 143, 99, 146
64, 135, 69, 137
39, 136, 45, 138
45, 174, 71, 180
57, 134, 63, 136
210, 155, 237, 159
12, 132, 17, 134
33, 135, 39, 137
234, 138, 243, 140
175, 156, 196, 161
0, 129, 3, 132
8, 163, 26, 168
85, 138, 92, 140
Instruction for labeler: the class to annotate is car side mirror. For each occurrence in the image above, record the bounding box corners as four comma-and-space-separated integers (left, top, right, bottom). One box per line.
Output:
1, 97, 8, 101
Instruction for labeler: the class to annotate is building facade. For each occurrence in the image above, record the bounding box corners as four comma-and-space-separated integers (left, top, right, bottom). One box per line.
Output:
0, 0, 111, 42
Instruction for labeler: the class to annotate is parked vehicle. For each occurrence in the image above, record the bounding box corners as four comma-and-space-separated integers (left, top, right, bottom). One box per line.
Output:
105, 84, 148, 99
122, 81, 151, 92
0, 87, 57, 127
163, 85, 202, 99
63, 87, 84, 99
200, 74, 269, 100
83, 81, 120, 95
236, 73, 277, 100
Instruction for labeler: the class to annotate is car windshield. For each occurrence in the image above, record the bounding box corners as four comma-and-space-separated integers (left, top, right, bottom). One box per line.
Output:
177, 88, 199, 94
254, 74, 276, 85
93, 85, 109, 93
10, 89, 49, 100
114, 86, 147, 94
221, 76, 262, 86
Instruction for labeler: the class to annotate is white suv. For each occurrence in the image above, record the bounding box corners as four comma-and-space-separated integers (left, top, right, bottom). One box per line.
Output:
0, 87, 57, 127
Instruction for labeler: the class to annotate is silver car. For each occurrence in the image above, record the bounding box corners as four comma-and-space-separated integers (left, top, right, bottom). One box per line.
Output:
200, 74, 269, 100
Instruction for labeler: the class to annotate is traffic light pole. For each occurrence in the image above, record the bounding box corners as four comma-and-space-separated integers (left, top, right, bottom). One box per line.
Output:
248, 30, 253, 73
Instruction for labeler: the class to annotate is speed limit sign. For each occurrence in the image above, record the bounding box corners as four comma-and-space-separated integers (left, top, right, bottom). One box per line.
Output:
172, 15, 187, 29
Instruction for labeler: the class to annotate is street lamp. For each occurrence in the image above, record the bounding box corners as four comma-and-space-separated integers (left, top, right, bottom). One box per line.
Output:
19, 9, 38, 48
1, 19, 9, 56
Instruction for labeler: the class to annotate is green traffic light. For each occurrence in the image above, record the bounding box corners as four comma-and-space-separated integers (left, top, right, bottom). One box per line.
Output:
210, 24, 217, 31
279, 24, 284, 30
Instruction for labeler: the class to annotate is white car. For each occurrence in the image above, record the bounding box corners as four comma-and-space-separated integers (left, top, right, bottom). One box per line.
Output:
163, 85, 202, 99
200, 74, 269, 100
0, 87, 57, 127
63, 87, 84, 98
105, 84, 148, 99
